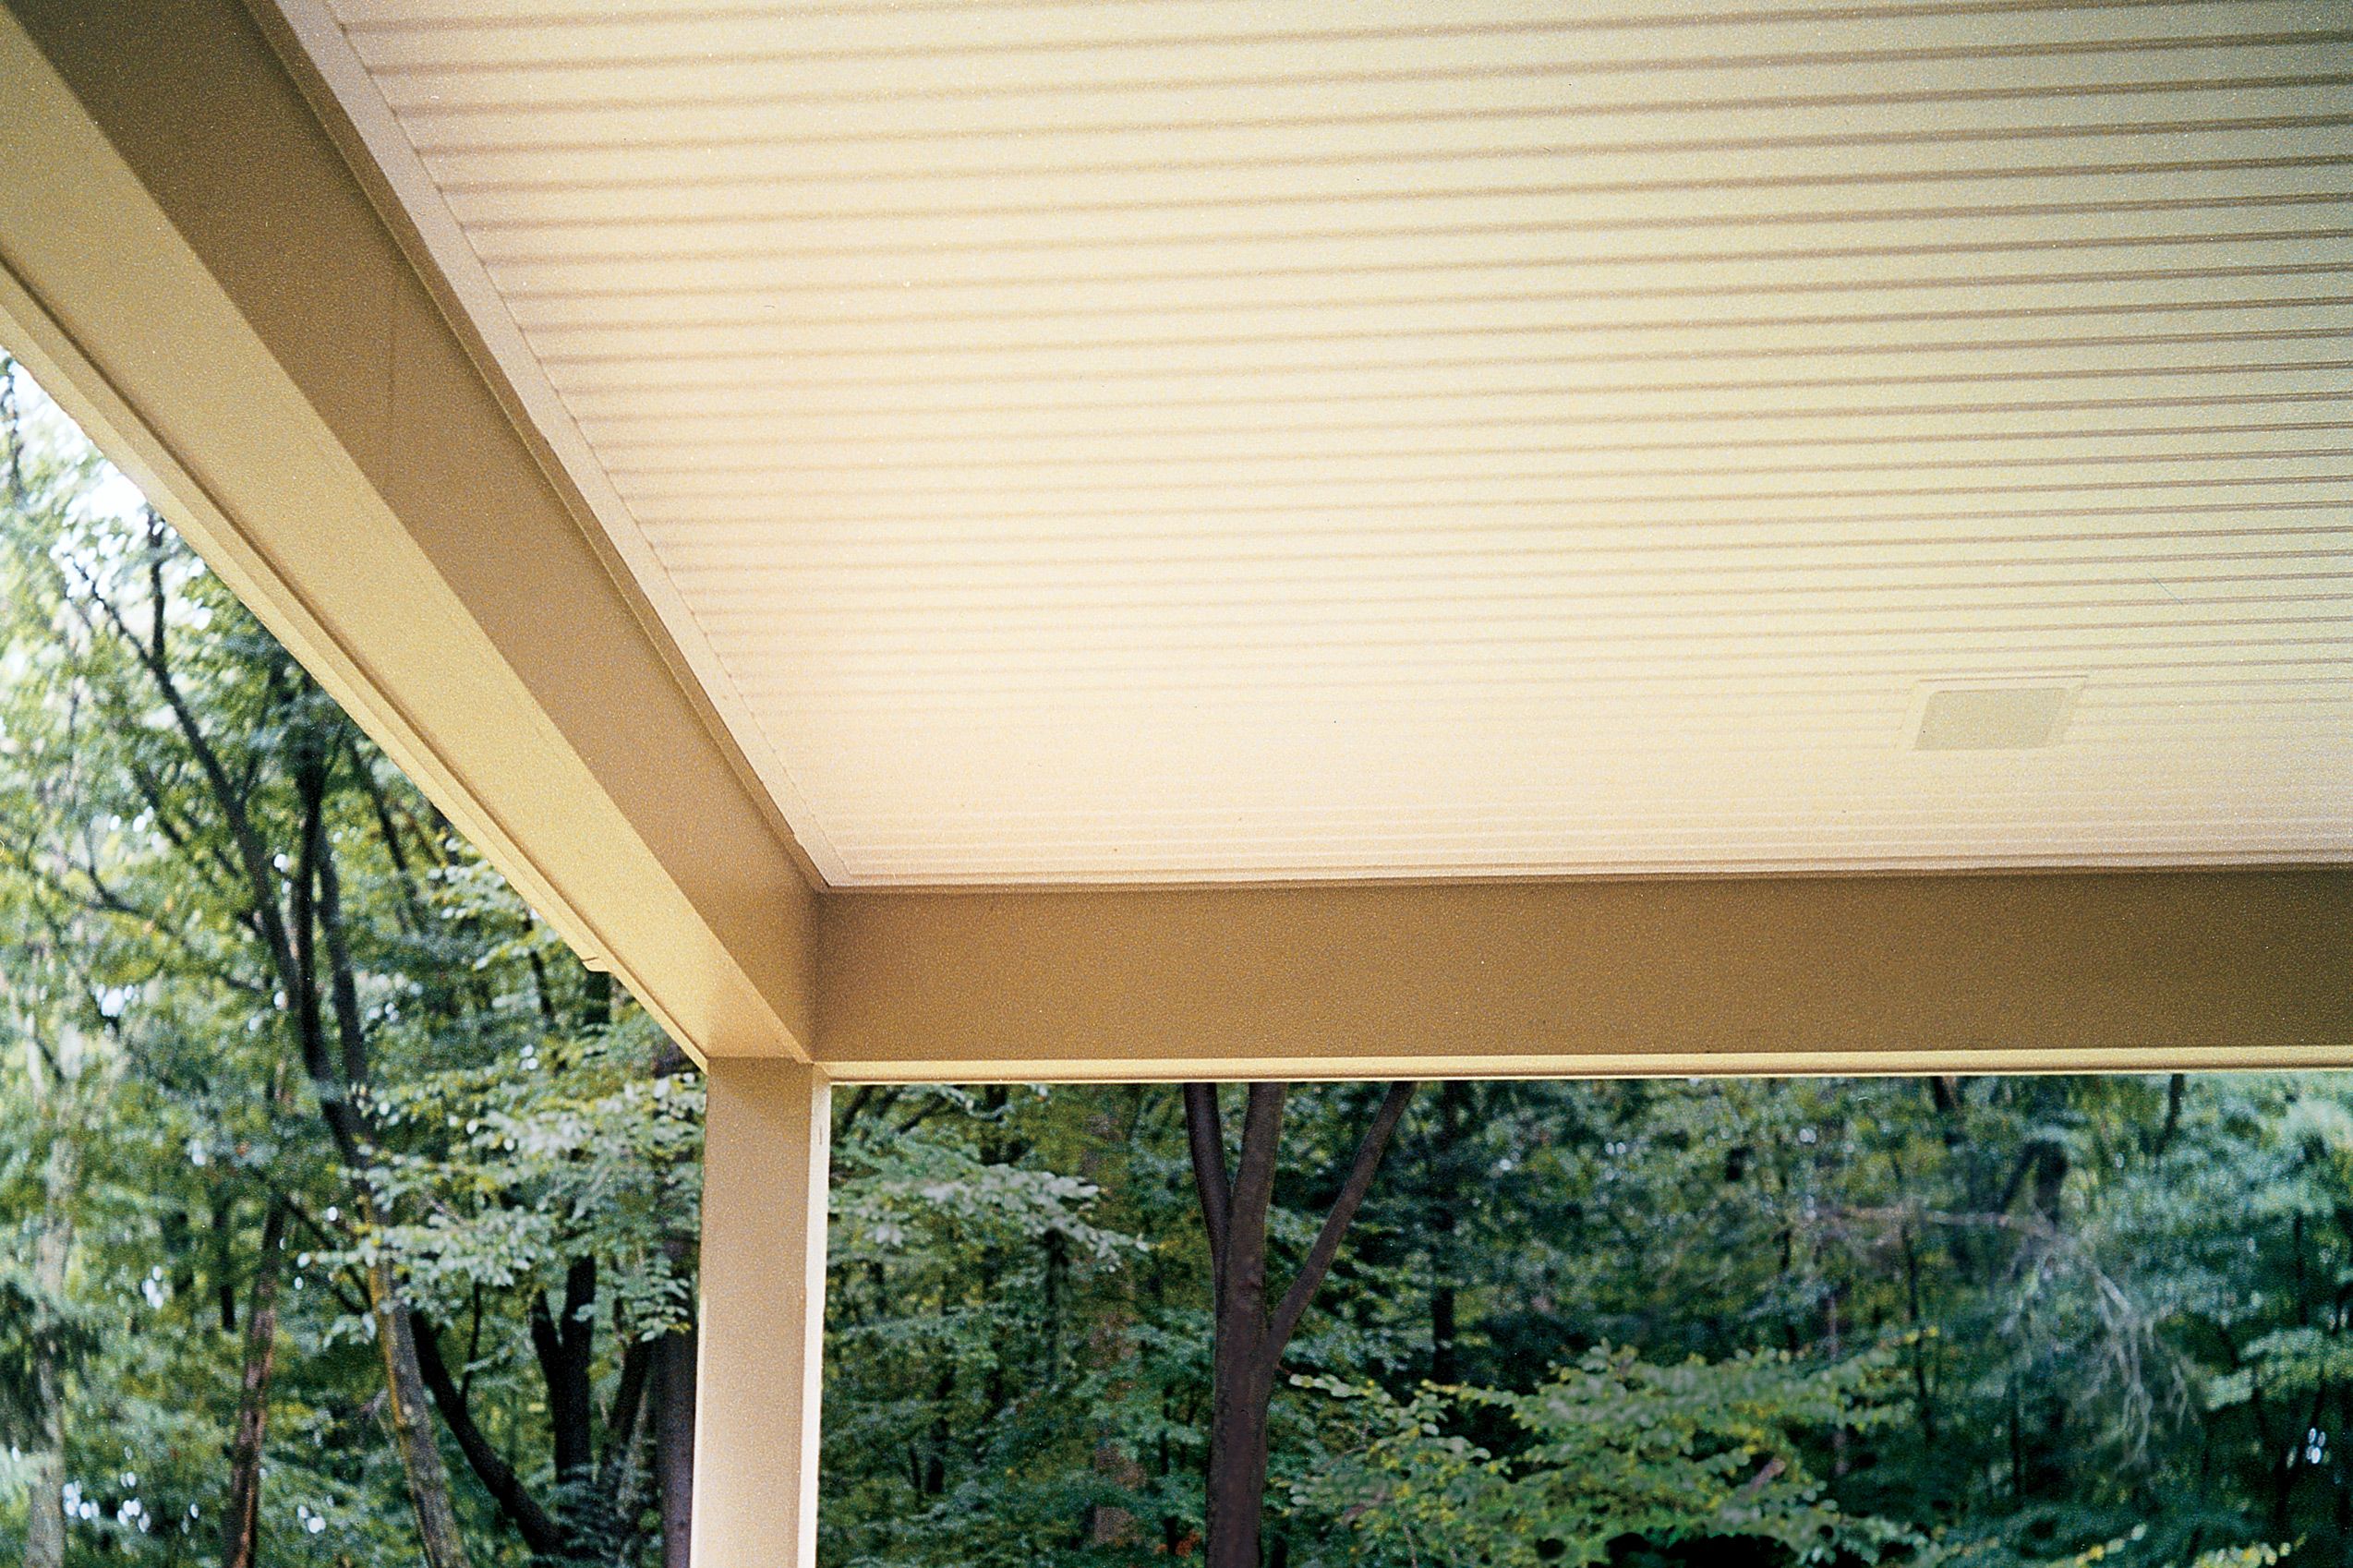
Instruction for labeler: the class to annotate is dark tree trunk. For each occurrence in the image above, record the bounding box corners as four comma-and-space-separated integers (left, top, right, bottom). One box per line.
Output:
414, 1317, 564, 1555
371, 1282, 477, 1568
1201, 1086, 1283, 1568
222, 1197, 289, 1568
303, 766, 474, 1568
22, 1080, 79, 1568
1185, 1081, 1417, 1568
2155, 1072, 2188, 1156
655, 1323, 698, 1568
1429, 1080, 1468, 1386
593, 1339, 656, 1563
95, 493, 472, 1568
213, 1195, 239, 1334
530, 1257, 600, 1517
1899, 1219, 1938, 1446
923, 1365, 953, 1495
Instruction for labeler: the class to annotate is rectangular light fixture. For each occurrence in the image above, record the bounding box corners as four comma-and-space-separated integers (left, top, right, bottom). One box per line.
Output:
1912, 683, 2079, 752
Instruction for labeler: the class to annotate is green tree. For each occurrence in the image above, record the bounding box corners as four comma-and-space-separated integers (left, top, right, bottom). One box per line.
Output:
0, 359, 698, 1565
1286, 1343, 1921, 1567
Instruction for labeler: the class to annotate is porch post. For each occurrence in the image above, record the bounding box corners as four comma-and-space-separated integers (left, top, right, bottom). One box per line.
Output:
691, 1060, 830, 1568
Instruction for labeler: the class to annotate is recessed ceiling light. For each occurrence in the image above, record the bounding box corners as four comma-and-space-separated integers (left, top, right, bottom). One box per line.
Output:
1912, 683, 2078, 752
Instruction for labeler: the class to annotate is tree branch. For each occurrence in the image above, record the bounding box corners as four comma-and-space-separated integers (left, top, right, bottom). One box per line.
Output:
2155, 1073, 2188, 1158
355, 757, 428, 936
1225, 1085, 1287, 1309
84, 562, 303, 1009
0, 831, 263, 998
115, 748, 246, 899
413, 1317, 563, 1554
531, 1258, 600, 1487
1271, 1082, 1417, 1352
1184, 1084, 1233, 1285
312, 821, 373, 1092
597, 1336, 655, 1496
289, 761, 361, 1170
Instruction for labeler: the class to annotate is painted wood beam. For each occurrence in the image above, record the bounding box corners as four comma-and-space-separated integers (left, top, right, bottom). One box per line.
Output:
0, 0, 820, 1061
815, 870, 2353, 1081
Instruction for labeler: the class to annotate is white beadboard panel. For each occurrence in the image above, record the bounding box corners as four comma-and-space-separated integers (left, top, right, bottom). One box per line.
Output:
294, 0, 2353, 885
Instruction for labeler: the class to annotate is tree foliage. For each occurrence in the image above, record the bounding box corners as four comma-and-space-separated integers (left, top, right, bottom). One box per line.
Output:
814, 1076, 2338, 1568
1286, 1344, 1923, 1568
0, 362, 694, 1565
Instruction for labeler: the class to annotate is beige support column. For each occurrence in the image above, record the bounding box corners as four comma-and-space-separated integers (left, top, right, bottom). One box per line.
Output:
692, 1061, 830, 1568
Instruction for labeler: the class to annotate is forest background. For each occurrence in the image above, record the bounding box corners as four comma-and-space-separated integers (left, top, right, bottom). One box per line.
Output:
0, 360, 2335, 1568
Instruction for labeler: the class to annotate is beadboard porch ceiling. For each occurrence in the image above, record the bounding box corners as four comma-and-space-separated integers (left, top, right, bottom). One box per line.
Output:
271, 0, 2353, 887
